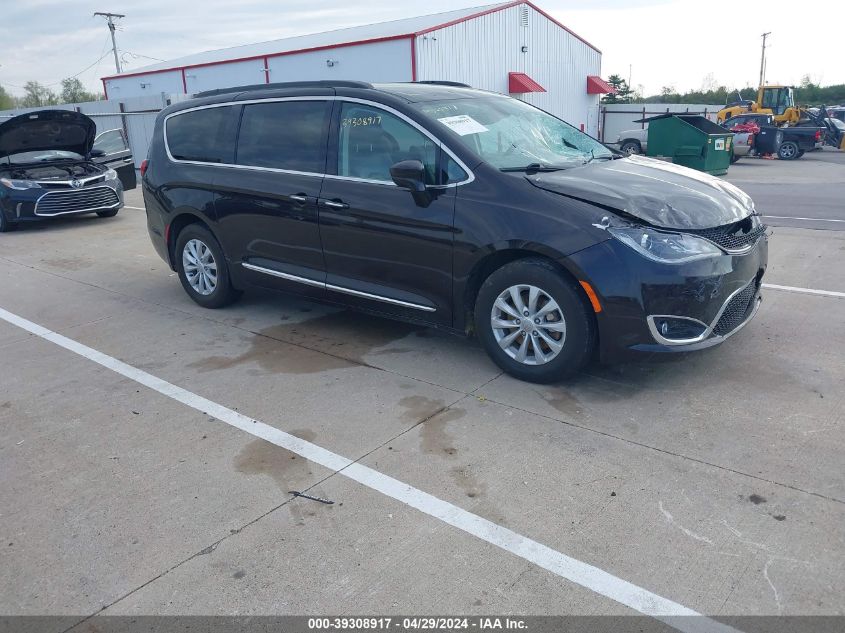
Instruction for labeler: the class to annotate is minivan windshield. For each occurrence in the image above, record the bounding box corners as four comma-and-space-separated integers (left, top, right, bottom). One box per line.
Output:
419, 96, 613, 170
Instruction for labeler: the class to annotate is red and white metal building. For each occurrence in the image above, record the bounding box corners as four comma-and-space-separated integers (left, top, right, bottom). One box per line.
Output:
101, 1, 611, 135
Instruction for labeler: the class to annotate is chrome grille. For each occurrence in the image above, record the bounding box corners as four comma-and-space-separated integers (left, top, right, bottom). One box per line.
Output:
34, 186, 120, 217
713, 283, 758, 336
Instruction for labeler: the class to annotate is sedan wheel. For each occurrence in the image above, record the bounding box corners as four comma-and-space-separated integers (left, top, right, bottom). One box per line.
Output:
182, 238, 218, 296
491, 284, 567, 366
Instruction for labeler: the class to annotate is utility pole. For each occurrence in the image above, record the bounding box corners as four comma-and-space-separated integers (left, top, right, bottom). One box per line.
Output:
94, 12, 126, 74
759, 32, 771, 87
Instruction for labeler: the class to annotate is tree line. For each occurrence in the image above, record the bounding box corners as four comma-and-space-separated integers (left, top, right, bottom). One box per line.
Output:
0, 79, 103, 111
601, 74, 845, 107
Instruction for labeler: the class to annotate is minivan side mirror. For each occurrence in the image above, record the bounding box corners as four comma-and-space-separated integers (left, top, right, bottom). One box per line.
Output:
389, 160, 427, 193
90, 148, 106, 158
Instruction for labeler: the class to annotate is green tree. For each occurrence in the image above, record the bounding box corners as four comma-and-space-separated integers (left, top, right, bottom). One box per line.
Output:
20, 81, 58, 108
60, 78, 96, 104
0, 84, 15, 110
601, 74, 634, 104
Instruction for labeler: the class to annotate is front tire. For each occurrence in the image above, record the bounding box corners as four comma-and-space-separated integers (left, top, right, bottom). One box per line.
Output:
777, 141, 800, 160
474, 259, 596, 383
97, 208, 120, 218
175, 225, 241, 308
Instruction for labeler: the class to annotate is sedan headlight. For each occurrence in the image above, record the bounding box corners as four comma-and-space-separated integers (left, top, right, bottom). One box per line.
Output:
608, 226, 722, 264
104, 168, 118, 181
0, 178, 41, 190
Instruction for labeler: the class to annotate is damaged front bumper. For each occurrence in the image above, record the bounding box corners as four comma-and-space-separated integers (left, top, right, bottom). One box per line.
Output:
566, 232, 768, 362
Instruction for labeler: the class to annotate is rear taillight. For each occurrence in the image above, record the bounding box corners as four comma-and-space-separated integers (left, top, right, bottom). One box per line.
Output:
815, 130, 822, 141
140, 159, 148, 176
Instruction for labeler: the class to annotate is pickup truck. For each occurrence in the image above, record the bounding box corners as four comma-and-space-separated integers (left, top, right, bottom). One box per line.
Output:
721, 114, 824, 160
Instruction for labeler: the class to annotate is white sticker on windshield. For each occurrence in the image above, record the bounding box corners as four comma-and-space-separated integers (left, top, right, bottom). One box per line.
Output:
437, 114, 488, 136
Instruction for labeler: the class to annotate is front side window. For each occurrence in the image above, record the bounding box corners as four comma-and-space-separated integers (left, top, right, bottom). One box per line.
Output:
93, 129, 127, 154
337, 103, 437, 184
419, 96, 612, 170
166, 105, 238, 164
236, 101, 329, 172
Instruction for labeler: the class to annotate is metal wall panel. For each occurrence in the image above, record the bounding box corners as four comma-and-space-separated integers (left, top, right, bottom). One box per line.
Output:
415, 4, 602, 136
104, 70, 184, 101
266, 39, 412, 83
185, 59, 269, 94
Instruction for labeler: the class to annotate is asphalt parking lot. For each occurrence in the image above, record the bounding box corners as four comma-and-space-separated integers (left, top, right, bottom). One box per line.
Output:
1, 150, 843, 631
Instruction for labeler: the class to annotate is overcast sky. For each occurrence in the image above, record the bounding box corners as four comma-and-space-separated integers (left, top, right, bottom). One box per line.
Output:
2, 0, 842, 99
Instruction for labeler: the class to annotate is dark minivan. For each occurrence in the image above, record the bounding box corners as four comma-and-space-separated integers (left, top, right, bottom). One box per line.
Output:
143, 81, 767, 383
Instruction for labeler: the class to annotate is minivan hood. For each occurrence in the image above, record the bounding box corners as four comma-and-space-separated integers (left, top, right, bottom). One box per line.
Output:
0, 110, 97, 160
527, 155, 755, 230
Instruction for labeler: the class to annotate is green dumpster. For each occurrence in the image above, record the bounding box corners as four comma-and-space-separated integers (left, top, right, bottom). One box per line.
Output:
641, 114, 734, 176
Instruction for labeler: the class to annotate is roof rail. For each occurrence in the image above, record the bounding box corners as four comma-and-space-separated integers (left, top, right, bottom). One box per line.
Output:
194, 80, 374, 98
414, 80, 473, 88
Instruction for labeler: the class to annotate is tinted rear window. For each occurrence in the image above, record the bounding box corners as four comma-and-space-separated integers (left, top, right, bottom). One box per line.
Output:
236, 101, 329, 172
166, 106, 238, 164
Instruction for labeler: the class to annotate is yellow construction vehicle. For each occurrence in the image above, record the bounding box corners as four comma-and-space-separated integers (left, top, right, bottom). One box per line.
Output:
716, 85, 801, 125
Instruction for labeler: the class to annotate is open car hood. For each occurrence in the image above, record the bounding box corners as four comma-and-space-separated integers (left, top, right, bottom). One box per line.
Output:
0, 110, 97, 160
527, 155, 756, 230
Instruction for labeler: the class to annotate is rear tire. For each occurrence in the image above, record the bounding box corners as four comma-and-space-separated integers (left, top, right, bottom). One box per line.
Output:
175, 224, 241, 309
620, 140, 642, 155
97, 208, 120, 218
474, 258, 596, 383
730, 151, 740, 164
777, 141, 800, 160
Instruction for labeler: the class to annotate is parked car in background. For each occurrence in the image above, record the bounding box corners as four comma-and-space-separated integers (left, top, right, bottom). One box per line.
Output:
615, 128, 648, 155
143, 81, 767, 383
0, 110, 132, 232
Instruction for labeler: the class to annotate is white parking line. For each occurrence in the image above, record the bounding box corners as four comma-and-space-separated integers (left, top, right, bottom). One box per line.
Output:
763, 215, 845, 223
763, 283, 845, 299
123, 205, 146, 211
0, 305, 740, 633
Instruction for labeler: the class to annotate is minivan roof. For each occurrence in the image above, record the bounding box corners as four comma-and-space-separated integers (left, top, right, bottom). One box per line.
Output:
179, 81, 498, 111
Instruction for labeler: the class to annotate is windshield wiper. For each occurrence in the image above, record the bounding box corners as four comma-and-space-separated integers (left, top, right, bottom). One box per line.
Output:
500, 163, 568, 173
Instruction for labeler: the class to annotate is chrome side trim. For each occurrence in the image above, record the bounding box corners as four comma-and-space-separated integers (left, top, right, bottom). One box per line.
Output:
324, 283, 436, 312
240, 262, 436, 313
240, 263, 323, 288
647, 278, 759, 346
162, 96, 475, 187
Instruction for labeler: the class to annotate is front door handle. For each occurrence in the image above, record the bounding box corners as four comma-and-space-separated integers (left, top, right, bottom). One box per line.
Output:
323, 199, 349, 209
289, 194, 308, 204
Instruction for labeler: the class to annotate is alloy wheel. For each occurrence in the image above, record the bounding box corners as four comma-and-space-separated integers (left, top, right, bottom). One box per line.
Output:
490, 284, 567, 365
182, 238, 218, 295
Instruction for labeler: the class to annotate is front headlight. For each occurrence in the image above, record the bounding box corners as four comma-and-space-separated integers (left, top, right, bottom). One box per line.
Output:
0, 178, 41, 190
104, 168, 118, 181
608, 226, 723, 264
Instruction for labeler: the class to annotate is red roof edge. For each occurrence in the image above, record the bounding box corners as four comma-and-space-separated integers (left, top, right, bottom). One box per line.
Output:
509, 72, 546, 93
587, 75, 615, 94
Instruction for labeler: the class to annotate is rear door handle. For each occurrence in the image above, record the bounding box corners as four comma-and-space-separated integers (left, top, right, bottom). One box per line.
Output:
289, 194, 308, 204
323, 199, 349, 209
